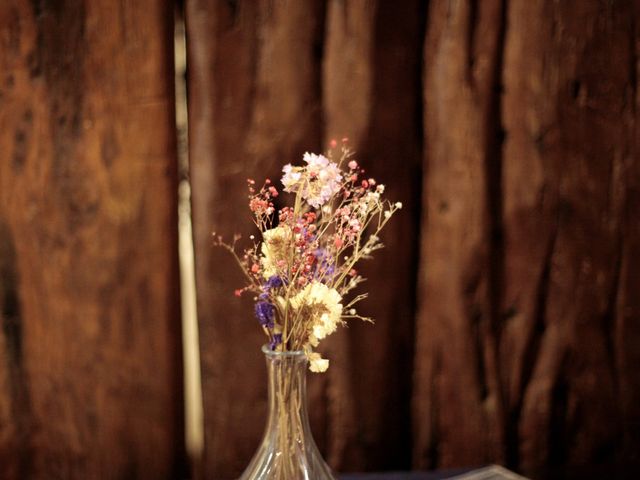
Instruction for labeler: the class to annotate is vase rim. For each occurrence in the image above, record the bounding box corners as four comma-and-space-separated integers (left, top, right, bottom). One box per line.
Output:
261, 344, 306, 357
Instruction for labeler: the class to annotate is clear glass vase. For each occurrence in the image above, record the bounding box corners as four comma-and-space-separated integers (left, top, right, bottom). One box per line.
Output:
239, 345, 336, 480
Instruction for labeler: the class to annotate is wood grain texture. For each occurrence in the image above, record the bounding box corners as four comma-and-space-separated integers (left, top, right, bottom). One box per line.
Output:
186, 1, 325, 477
414, 0, 506, 469
501, 0, 639, 470
322, 0, 424, 471
0, 1, 183, 478
187, 0, 640, 476
414, 0, 640, 474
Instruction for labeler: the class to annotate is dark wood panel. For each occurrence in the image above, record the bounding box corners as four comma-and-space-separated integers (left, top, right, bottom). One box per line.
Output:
500, 0, 639, 470
322, 0, 424, 471
413, 0, 506, 469
0, 1, 183, 478
186, 0, 640, 476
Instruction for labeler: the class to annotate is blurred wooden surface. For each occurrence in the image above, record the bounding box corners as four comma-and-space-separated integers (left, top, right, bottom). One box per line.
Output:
414, 0, 507, 468
0, 0, 638, 479
186, 0, 640, 478
322, 0, 423, 470
414, 0, 640, 473
185, 0, 325, 476
0, 1, 183, 478
499, 0, 638, 470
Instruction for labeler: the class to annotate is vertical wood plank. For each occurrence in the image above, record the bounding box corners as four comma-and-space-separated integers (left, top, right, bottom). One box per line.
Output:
323, 0, 424, 471
186, 1, 325, 477
501, 0, 639, 470
413, 0, 506, 469
0, 1, 183, 478
617, 1, 640, 464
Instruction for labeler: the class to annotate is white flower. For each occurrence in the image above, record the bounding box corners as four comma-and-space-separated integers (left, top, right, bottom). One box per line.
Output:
308, 352, 329, 373
281, 164, 303, 192
384, 210, 392, 219
291, 282, 342, 317
312, 312, 339, 340
376, 184, 385, 193
260, 225, 291, 278
303, 152, 329, 169
395, 202, 403, 209
282, 153, 343, 208
290, 281, 343, 345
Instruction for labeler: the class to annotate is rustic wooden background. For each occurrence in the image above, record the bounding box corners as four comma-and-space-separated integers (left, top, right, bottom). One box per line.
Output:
1, 0, 639, 479
0, 1, 184, 478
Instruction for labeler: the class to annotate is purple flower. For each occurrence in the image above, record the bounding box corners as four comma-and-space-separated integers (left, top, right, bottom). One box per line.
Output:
314, 249, 335, 280
269, 333, 282, 350
255, 301, 275, 328
265, 275, 284, 290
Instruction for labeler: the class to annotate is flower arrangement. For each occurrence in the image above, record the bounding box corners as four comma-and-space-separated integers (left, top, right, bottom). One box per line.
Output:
215, 140, 401, 373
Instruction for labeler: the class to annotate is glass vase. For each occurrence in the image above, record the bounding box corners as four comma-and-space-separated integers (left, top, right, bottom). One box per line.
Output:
239, 345, 336, 480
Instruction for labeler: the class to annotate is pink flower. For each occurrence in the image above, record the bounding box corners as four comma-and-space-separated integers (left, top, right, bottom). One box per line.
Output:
301, 152, 343, 208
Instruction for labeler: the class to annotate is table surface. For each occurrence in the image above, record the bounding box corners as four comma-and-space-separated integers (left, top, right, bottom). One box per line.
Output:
340, 465, 527, 480
340, 470, 469, 480
340, 463, 640, 480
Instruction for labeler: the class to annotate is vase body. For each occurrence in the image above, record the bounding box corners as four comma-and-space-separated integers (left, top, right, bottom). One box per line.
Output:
239, 345, 336, 480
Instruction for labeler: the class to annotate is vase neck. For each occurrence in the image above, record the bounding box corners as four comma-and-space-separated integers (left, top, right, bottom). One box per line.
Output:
264, 349, 312, 437
238, 347, 335, 479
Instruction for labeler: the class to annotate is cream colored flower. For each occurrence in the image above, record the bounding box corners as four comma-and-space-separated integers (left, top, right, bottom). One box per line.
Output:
290, 281, 343, 348
307, 352, 329, 373
260, 225, 292, 278
312, 312, 339, 340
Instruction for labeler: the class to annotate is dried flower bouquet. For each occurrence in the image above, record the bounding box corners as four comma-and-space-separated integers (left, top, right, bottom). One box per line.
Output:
215, 140, 401, 372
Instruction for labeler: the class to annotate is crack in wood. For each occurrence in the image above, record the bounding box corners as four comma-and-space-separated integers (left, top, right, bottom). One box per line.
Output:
465, 0, 478, 86
426, 347, 442, 470
0, 220, 33, 478
603, 236, 623, 407
548, 351, 569, 467
630, 6, 637, 116
506, 213, 558, 469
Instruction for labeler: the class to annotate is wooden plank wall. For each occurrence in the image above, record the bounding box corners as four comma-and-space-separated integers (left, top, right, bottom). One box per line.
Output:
0, 1, 183, 478
187, 0, 640, 479
0, 0, 637, 479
